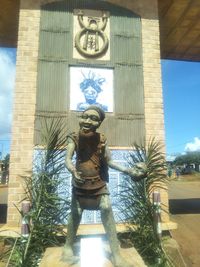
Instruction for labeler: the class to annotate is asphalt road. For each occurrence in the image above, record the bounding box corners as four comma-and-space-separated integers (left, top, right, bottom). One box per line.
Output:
168, 180, 200, 267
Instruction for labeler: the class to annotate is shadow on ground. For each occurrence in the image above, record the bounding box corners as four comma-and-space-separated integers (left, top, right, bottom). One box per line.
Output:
169, 198, 200, 214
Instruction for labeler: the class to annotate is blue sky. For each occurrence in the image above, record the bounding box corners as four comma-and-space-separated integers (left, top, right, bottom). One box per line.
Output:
162, 60, 200, 158
0, 48, 16, 158
0, 47, 200, 159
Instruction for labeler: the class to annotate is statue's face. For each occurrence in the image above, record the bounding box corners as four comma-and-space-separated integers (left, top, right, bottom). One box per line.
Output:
79, 109, 101, 133
83, 86, 98, 103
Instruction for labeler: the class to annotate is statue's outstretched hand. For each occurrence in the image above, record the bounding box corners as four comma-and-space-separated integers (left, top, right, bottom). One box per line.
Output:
126, 162, 147, 181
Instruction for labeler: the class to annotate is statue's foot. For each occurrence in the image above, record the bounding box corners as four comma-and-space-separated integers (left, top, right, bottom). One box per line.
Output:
61, 246, 79, 266
112, 254, 133, 267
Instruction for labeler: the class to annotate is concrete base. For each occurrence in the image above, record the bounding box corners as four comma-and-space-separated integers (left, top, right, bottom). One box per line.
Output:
39, 242, 147, 267
0, 221, 177, 238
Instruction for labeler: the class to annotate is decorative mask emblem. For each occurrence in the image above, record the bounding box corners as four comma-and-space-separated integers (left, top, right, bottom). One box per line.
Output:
74, 10, 109, 58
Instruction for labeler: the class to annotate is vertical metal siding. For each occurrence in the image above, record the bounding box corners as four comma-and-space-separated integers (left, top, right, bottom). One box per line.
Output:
35, 0, 145, 147
111, 12, 144, 116
37, 61, 68, 112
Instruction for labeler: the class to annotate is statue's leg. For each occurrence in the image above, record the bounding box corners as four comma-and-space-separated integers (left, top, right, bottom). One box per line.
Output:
62, 195, 83, 264
99, 195, 132, 267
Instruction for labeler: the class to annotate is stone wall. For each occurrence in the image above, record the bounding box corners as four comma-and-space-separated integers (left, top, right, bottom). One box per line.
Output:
7, 0, 168, 226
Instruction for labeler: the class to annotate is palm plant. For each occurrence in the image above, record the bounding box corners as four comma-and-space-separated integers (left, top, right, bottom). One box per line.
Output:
119, 138, 174, 266
3, 118, 71, 267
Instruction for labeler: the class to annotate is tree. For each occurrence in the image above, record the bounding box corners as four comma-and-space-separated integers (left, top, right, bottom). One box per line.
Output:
2, 119, 71, 267
174, 151, 200, 172
0, 154, 10, 184
119, 139, 173, 266
3, 154, 10, 171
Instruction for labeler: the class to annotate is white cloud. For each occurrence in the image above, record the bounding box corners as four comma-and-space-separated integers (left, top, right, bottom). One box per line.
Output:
166, 154, 176, 162
185, 137, 200, 152
0, 48, 16, 142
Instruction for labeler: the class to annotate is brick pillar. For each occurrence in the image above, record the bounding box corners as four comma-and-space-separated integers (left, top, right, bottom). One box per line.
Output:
7, 1, 41, 226
142, 14, 169, 222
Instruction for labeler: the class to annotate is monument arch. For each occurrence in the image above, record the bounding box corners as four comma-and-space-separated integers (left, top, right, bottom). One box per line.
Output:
3, 0, 168, 227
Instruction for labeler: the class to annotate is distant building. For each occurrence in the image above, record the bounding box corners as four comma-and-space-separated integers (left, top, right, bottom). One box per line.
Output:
0, 160, 9, 185
0, 160, 8, 224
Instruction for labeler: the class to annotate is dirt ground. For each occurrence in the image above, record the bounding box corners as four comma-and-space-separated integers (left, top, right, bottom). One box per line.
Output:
168, 177, 200, 267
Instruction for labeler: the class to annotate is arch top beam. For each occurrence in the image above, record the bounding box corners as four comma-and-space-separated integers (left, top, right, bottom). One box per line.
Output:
0, 0, 200, 60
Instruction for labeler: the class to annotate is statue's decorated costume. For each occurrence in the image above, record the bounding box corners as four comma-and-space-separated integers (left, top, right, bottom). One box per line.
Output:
68, 131, 109, 210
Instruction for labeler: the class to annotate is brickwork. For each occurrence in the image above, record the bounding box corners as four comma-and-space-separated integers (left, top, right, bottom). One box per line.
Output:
7, 1, 41, 226
141, 10, 169, 221
142, 17, 165, 146
7, 0, 169, 226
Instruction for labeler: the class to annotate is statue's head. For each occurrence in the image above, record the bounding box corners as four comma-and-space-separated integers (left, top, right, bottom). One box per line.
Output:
79, 105, 105, 134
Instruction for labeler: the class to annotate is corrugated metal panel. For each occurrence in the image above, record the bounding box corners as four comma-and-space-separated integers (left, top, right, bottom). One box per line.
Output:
102, 115, 145, 147
114, 65, 144, 114
111, 10, 144, 116
35, 0, 145, 147
111, 15, 141, 64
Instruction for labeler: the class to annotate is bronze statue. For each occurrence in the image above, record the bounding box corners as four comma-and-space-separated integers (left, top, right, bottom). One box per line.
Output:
62, 105, 146, 267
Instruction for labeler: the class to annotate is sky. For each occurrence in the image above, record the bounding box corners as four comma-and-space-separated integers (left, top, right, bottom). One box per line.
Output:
162, 60, 200, 159
0, 47, 200, 159
0, 48, 16, 159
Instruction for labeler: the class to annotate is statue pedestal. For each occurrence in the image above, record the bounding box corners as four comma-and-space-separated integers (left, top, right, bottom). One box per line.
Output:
39, 239, 147, 267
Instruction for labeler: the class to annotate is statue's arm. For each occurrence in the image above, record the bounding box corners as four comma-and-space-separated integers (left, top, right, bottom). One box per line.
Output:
104, 144, 147, 180
65, 138, 84, 184
65, 138, 76, 173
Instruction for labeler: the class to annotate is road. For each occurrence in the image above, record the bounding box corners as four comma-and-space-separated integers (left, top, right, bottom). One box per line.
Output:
168, 180, 200, 267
